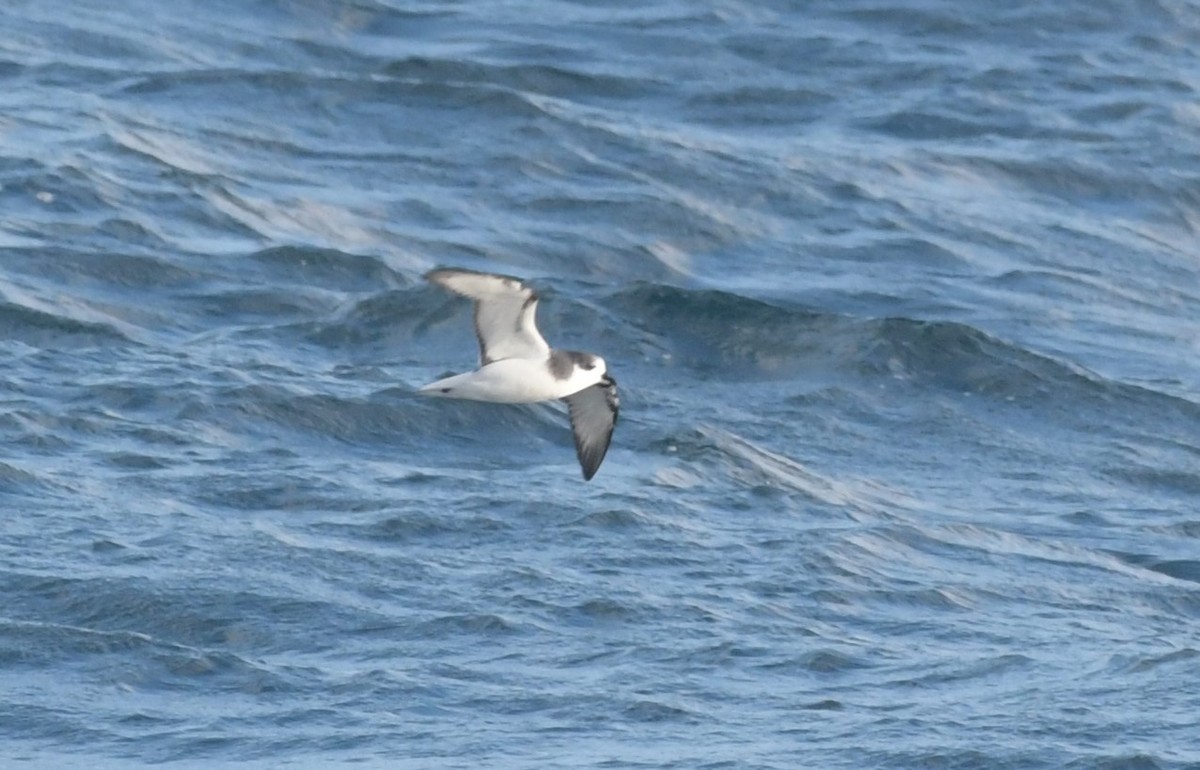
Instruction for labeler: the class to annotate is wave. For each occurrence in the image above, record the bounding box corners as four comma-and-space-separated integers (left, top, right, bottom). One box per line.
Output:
612, 282, 1200, 415
659, 424, 912, 520
0, 297, 132, 348
380, 56, 663, 102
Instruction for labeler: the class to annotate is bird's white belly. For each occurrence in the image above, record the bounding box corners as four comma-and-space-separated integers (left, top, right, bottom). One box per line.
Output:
420, 357, 592, 403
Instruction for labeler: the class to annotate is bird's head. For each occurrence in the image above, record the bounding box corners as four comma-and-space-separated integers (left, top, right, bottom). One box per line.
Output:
577, 353, 608, 383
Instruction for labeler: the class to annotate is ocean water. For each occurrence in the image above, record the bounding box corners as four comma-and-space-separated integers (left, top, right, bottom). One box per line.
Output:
2, 1, 1199, 767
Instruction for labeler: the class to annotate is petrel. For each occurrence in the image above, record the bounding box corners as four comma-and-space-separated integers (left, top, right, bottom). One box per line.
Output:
419, 268, 619, 480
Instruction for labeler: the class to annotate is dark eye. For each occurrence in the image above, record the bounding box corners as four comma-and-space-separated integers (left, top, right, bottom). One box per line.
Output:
582, 361, 595, 370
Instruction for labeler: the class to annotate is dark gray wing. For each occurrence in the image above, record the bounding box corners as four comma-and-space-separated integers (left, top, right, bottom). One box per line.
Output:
426, 268, 550, 365
563, 376, 619, 481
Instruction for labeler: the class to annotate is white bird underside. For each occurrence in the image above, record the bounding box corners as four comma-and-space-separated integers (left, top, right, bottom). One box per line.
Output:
420, 357, 597, 403
419, 267, 619, 480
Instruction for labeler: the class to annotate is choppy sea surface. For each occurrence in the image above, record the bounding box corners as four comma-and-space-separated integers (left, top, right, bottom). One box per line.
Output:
3, 1, 1199, 768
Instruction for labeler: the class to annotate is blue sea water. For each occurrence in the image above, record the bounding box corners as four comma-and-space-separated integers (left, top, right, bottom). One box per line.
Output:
2, 1, 1199, 767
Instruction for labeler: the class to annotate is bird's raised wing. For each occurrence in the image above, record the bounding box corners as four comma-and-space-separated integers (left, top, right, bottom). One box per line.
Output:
426, 268, 551, 364
563, 375, 619, 481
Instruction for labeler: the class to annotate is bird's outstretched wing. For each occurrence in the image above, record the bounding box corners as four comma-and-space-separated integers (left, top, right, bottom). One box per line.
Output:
563, 376, 619, 481
426, 268, 551, 364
